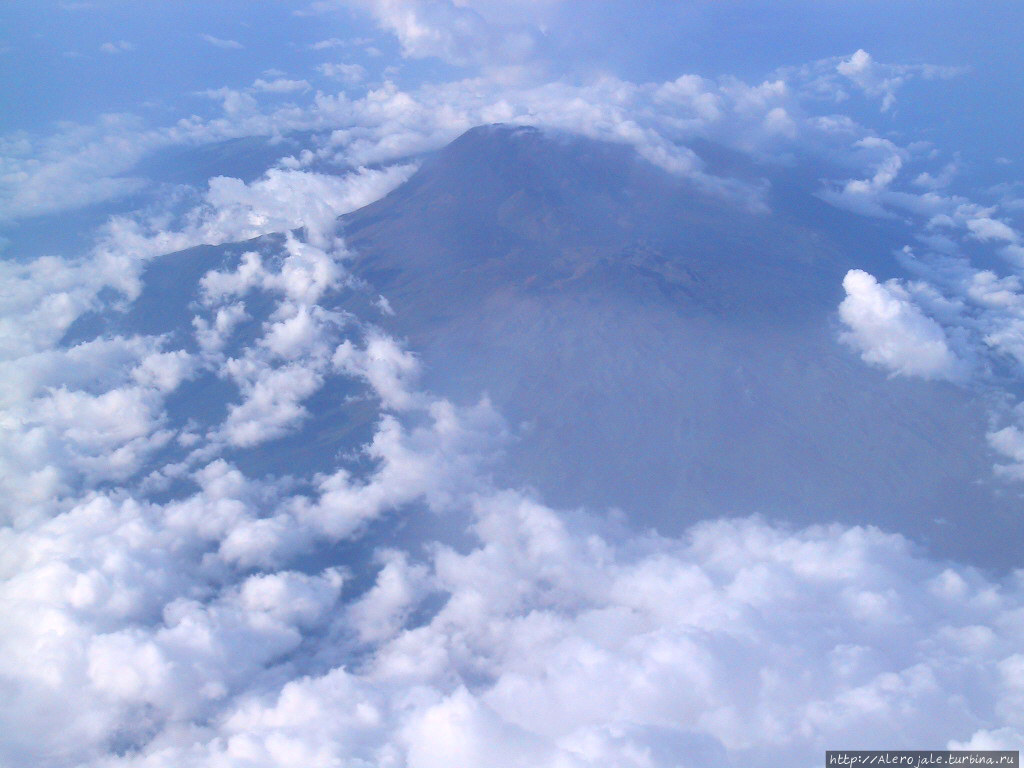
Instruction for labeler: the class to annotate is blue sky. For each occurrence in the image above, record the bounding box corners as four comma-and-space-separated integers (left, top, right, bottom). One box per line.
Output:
4, 2, 1024, 767
4, 1, 1023, 154
1, 1, 421, 134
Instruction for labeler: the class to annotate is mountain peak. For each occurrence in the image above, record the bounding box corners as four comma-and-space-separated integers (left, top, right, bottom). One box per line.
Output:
345, 123, 840, 323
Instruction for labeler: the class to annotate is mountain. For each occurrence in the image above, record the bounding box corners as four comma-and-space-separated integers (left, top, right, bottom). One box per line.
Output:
341, 124, 1017, 568
87, 124, 1021, 569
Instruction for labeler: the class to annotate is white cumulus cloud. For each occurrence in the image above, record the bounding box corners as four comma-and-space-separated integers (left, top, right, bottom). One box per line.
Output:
839, 269, 966, 381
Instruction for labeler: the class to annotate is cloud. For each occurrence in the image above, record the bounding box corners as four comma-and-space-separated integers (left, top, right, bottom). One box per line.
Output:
310, 36, 376, 50
839, 269, 967, 381
333, 331, 424, 411
311, 37, 347, 50
327, 0, 544, 67
188, 238, 348, 451
0, 164, 402, 355
200, 33, 244, 50
0, 113, 157, 222
0, 335, 198, 524
317, 61, 368, 84
99, 40, 135, 54
105, 164, 416, 275
818, 137, 906, 217
987, 423, 1024, 480
220, 361, 324, 447
8, 445, 1024, 767
787, 49, 966, 113
202, 251, 345, 449
199, 164, 414, 245
0, 159, 416, 531
194, 301, 250, 354
0, 46, 932, 225
913, 160, 959, 191
967, 217, 1019, 243
837, 49, 902, 111
252, 78, 311, 94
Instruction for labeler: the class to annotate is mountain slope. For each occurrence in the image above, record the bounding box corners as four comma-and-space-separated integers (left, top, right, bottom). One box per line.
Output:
340, 124, 1017, 568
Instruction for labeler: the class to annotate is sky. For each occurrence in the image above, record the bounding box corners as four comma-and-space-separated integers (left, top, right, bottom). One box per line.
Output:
3, 2, 1024, 766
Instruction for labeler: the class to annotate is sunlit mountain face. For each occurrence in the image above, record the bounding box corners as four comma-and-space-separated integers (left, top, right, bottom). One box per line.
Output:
4, 3, 1024, 767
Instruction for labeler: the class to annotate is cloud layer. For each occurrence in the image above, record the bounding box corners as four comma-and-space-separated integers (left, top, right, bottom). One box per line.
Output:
4, 318, 1024, 766
4, 148, 1024, 766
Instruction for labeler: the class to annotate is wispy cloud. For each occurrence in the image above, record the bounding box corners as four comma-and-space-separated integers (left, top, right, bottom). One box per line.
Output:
310, 36, 376, 50
199, 33, 244, 50
317, 62, 367, 84
99, 40, 135, 54
310, 37, 346, 50
783, 48, 967, 113
252, 77, 311, 94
